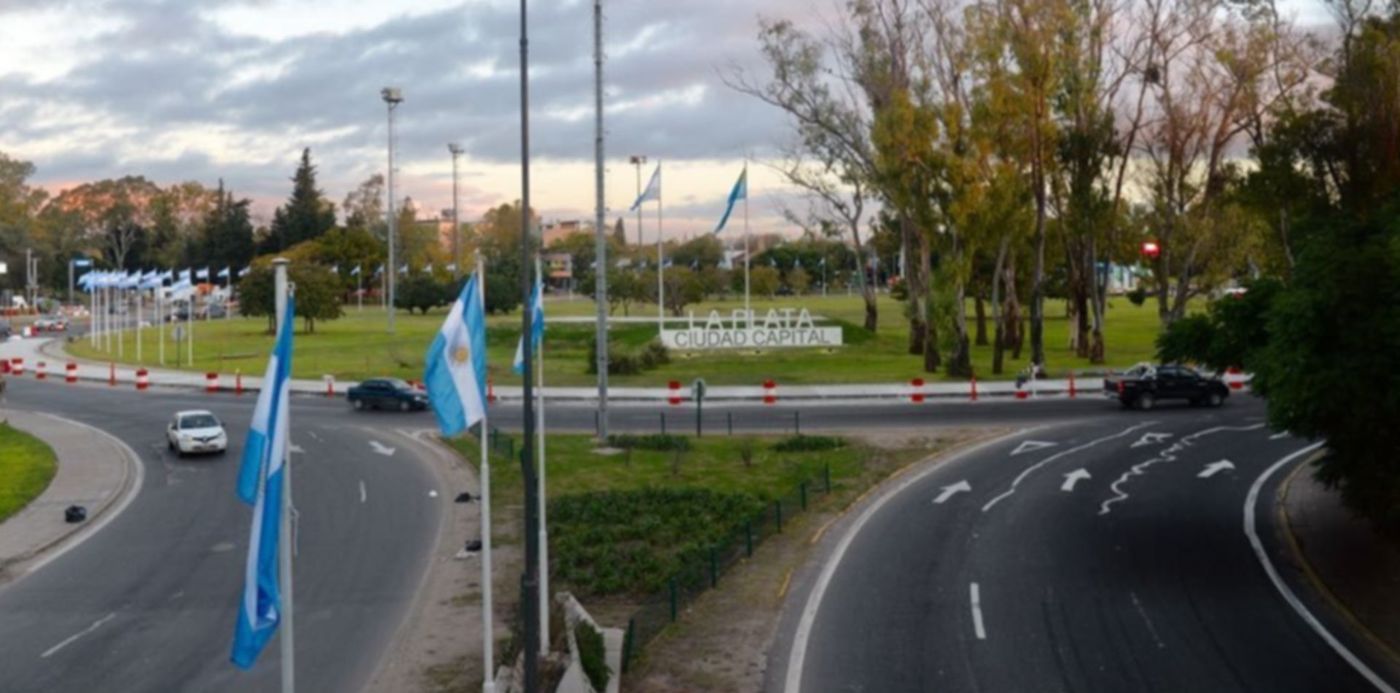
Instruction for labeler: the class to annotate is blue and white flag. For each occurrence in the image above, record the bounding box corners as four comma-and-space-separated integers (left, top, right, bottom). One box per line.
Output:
424, 274, 488, 437
231, 296, 295, 670
196, 267, 210, 281
374, 264, 384, 276
141, 271, 162, 290
423, 263, 433, 274
238, 266, 251, 278
512, 278, 545, 374
180, 269, 192, 283
713, 167, 747, 234
162, 269, 174, 282
329, 265, 339, 275
350, 265, 361, 277
629, 165, 661, 211
398, 264, 408, 275
218, 267, 231, 279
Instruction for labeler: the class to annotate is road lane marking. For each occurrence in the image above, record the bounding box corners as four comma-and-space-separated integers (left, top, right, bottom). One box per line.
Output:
1061, 468, 1091, 492
1198, 460, 1235, 478
970, 583, 987, 640
1130, 432, 1173, 448
1246, 442, 1396, 693
41, 612, 116, 659
1270, 431, 1290, 440
1130, 591, 1167, 650
1011, 440, 1057, 456
359, 480, 367, 504
1099, 424, 1263, 516
308, 431, 322, 442
782, 429, 1029, 693
933, 480, 971, 504
369, 440, 396, 456
982, 423, 1156, 512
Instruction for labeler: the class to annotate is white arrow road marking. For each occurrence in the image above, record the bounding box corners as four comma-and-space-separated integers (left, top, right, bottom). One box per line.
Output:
983, 423, 1156, 512
1100, 424, 1264, 515
41, 613, 116, 659
1130, 432, 1173, 448
307, 431, 322, 442
1270, 431, 1290, 440
1061, 469, 1091, 492
359, 480, 367, 504
970, 583, 987, 640
1011, 440, 1058, 456
1198, 460, 1235, 478
369, 440, 396, 456
428, 490, 439, 498
289, 443, 305, 455
933, 481, 972, 504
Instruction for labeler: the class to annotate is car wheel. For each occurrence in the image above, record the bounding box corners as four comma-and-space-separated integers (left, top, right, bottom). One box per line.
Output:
167, 439, 174, 451
352, 398, 364, 411
1208, 391, 1224, 407
1137, 392, 1156, 411
399, 400, 410, 412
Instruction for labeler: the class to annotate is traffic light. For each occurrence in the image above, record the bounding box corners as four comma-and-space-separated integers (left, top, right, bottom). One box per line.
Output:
1141, 241, 1160, 258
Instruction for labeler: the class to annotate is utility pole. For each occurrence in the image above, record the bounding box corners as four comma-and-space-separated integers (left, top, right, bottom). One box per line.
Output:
629, 155, 646, 247
594, 0, 609, 441
382, 87, 404, 334
272, 257, 296, 693
449, 143, 465, 279
517, 0, 541, 689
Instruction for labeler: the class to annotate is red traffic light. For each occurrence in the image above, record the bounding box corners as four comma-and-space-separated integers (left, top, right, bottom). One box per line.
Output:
1141, 241, 1160, 258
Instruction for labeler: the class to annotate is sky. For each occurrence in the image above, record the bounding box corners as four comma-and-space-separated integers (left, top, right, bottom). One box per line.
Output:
0, 0, 818, 240
0, 0, 1334, 241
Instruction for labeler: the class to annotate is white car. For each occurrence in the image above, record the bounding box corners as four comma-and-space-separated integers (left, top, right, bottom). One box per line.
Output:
166, 410, 228, 457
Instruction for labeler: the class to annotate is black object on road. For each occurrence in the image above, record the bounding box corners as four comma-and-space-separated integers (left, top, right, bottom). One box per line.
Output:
64, 505, 88, 523
464, 539, 482, 553
454, 492, 474, 503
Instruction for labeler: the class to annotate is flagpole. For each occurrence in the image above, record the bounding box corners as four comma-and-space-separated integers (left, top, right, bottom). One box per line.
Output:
187, 286, 195, 368
136, 286, 143, 363
743, 160, 751, 325
117, 287, 125, 359
656, 162, 664, 333
478, 254, 497, 693
273, 258, 295, 693
88, 282, 97, 349
534, 255, 549, 655
357, 267, 363, 312
158, 285, 165, 366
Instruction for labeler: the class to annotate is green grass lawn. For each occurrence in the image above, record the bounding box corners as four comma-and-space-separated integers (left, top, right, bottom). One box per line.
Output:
0, 422, 58, 523
67, 293, 1186, 385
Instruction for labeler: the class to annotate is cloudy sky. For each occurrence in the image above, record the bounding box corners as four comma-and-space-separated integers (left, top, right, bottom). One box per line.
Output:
0, 0, 821, 239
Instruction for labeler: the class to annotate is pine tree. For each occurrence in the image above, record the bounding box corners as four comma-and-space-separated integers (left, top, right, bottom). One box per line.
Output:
263, 148, 335, 253
612, 217, 627, 246
203, 180, 255, 271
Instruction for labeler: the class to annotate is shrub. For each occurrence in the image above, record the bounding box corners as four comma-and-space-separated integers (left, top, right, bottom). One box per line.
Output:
773, 435, 846, 452
587, 338, 671, 375
1126, 286, 1148, 306
574, 620, 610, 692
606, 433, 690, 451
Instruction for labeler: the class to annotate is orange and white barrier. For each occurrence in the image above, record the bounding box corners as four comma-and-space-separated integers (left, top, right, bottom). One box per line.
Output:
108, 362, 116, 386
1225, 367, 1247, 390
763, 379, 778, 405
324, 374, 335, 398
487, 377, 497, 403
970, 375, 979, 401
65, 362, 78, 384
35, 361, 46, 380
205, 372, 219, 393
1067, 370, 1077, 398
667, 380, 682, 405
136, 368, 150, 391
910, 378, 925, 403
10, 358, 23, 376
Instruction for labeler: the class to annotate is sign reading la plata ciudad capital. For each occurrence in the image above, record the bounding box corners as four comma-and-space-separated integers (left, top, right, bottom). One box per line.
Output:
661, 308, 843, 350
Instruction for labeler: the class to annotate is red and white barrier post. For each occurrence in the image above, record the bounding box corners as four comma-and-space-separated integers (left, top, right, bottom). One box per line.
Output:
910, 378, 925, 403
35, 361, 46, 380
10, 358, 23, 377
108, 361, 115, 386
324, 374, 335, 398
970, 375, 978, 402
763, 379, 778, 405
235, 370, 244, 396
205, 372, 219, 393
1068, 370, 1077, 399
667, 380, 682, 406
65, 362, 78, 384
1225, 366, 1246, 391
487, 377, 497, 403
136, 368, 150, 391
1, 359, 9, 375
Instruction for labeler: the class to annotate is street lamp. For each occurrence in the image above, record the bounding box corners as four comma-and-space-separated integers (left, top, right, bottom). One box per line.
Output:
382, 87, 403, 334
448, 142, 464, 279
629, 154, 646, 247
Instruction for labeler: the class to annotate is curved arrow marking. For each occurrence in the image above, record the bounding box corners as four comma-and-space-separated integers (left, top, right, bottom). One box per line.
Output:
1131, 432, 1173, 448
934, 481, 971, 504
1011, 440, 1058, 456
369, 440, 396, 456
1061, 469, 1091, 492
1198, 460, 1235, 478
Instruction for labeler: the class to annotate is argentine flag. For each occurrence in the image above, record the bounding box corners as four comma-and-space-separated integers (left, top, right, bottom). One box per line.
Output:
714, 167, 747, 234
630, 164, 661, 211
513, 278, 545, 374
423, 274, 488, 437
231, 297, 295, 670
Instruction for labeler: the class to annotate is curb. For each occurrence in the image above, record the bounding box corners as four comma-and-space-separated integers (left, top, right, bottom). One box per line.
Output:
1277, 453, 1400, 670
0, 411, 142, 587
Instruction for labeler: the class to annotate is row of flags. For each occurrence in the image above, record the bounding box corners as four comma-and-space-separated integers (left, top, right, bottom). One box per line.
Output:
628, 163, 750, 235
231, 266, 546, 670
77, 267, 249, 291
337, 263, 459, 277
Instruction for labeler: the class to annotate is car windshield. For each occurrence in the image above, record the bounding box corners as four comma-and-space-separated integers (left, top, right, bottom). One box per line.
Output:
385, 379, 411, 391
181, 414, 220, 429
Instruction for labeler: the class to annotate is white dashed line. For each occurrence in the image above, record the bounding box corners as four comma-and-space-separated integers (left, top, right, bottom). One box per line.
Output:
41, 612, 116, 659
970, 582, 987, 640
359, 480, 367, 504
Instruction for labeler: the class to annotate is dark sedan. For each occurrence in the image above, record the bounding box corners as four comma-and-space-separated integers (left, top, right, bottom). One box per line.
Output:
347, 378, 430, 412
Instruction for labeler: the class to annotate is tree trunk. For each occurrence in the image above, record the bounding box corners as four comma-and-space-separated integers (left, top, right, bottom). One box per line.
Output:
851, 224, 879, 333
1088, 240, 1106, 364
947, 277, 972, 377
991, 237, 1009, 376
1029, 124, 1048, 369
974, 293, 988, 346
901, 215, 929, 359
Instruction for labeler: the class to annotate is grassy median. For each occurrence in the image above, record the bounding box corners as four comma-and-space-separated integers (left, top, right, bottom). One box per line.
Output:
67, 294, 1183, 385
0, 422, 58, 523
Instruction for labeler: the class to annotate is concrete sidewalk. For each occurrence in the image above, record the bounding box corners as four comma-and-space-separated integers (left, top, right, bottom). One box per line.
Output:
0, 408, 139, 584
1282, 467, 1400, 665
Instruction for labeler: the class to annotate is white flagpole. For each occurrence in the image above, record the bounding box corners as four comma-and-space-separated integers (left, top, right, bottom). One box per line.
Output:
535, 255, 549, 654
357, 267, 363, 312
89, 283, 97, 348
136, 286, 143, 363
187, 288, 194, 368
158, 286, 165, 366
117, 287, 124, 359
272, 258, 296, 693
743, 160, 751, 324
656, 162, 664, 333
105, 286, 112, 352
478, 254, 497, 693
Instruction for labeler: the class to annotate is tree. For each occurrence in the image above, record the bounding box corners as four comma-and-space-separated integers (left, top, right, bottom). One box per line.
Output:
0, 152, 48, 292
238, 262, 344, 333
659, 266, 706, 316
264, 148, 336, 254
787, 266, 811, 294
612, 217, 627, 247
751, 266, 780, 298
396, 274, 450, 315
198, 181, 255, 273
343, 174, 386, 238
316, 227, 384, 292
670, 235, 724, 270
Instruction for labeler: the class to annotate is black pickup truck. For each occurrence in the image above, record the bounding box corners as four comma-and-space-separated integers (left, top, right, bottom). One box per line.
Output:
1104, 363, 1230, 410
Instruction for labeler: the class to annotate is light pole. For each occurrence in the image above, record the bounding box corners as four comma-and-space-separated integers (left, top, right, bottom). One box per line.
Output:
629, 155, 646, 247
448, 143, 464, 279
381, 87, 403, 334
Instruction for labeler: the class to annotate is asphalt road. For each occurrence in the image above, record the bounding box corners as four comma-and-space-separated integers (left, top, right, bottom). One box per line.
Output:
0, 377, 446, 692
770, 397, 1400, 692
